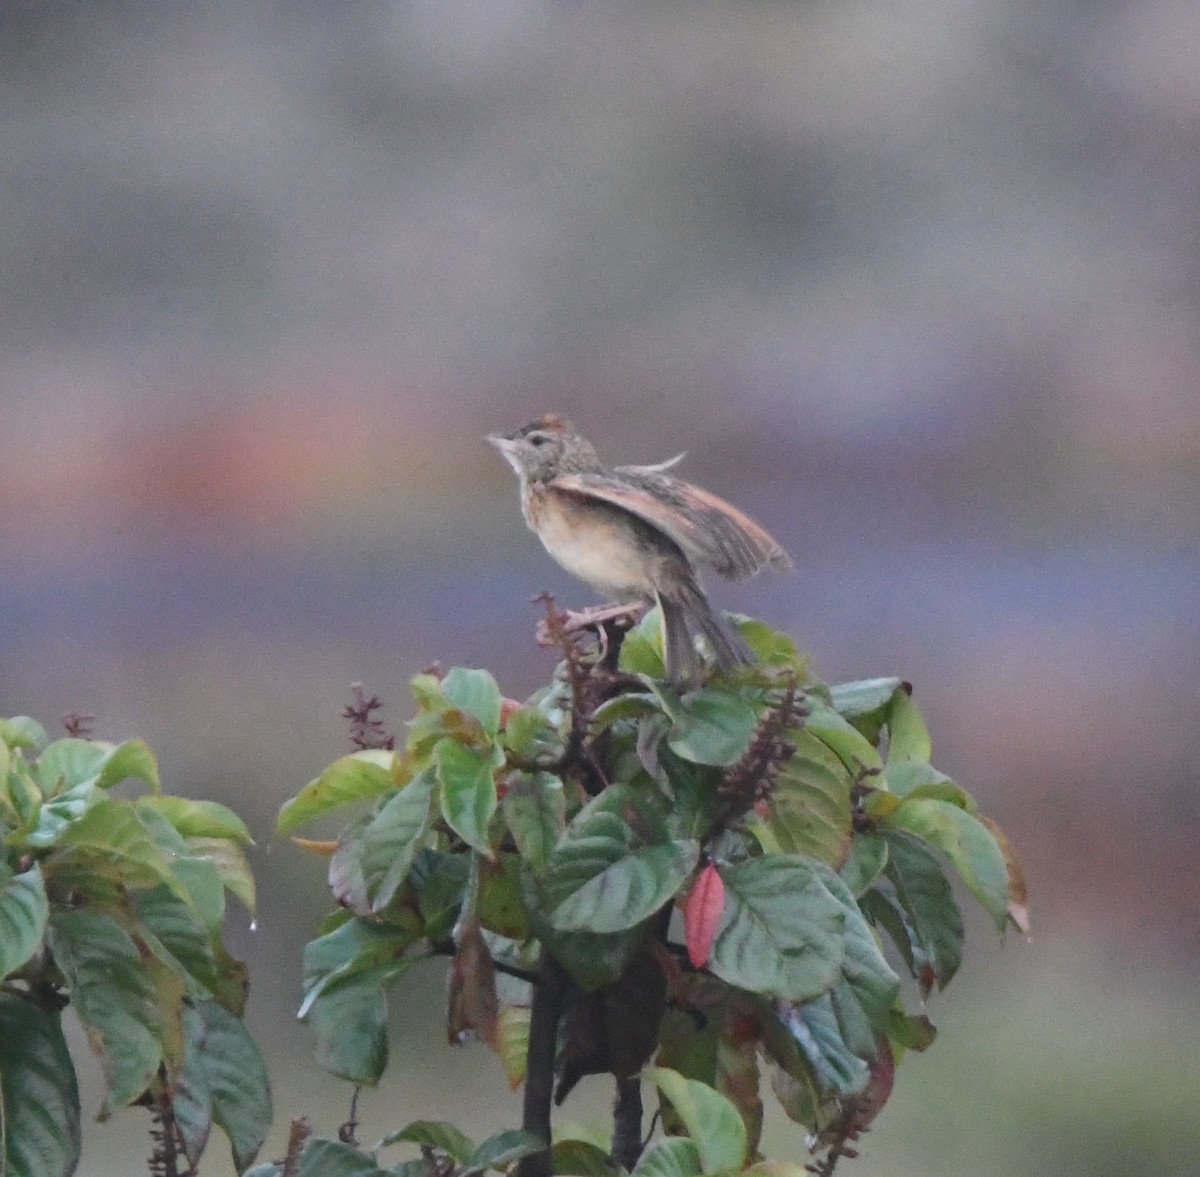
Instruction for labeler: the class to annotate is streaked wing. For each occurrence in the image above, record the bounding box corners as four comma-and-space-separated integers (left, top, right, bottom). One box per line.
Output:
553, 470, 791, 580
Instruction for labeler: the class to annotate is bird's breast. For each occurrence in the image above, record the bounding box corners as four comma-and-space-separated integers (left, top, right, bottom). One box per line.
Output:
524, 483, 658, 600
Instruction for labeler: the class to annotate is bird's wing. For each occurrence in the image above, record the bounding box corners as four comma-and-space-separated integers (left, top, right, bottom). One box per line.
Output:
552, 470, 791, 580
617, 452, 687, 475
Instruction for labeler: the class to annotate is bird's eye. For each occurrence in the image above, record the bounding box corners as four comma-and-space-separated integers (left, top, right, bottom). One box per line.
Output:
529, 434, 547, 447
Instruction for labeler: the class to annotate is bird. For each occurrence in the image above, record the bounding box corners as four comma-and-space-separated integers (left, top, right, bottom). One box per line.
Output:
487, 414, 790, 684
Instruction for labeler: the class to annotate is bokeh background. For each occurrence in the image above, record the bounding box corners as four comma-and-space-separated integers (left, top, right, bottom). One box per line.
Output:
3, 2, 1198, 1174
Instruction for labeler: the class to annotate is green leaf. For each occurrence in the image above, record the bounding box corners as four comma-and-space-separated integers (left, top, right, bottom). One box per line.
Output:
879, 760, 962, 801
277, 749, 402, 836
709, 857, 845, 1002
839, 833, 888, 897
882, 798, 1009, 929
0, 715, 49, 752
551, 1138, 619, 1177
137, 795, 252, 843
296, 1139, 389, 1177
300, 918, 418, 1018
645, 1067, 747, 1174
885, 689, 931, 763
827, 678, 905, 721
46, 796, 178, 896
535, 784, 689, 934
632, 1137, 703, 1177
665, 689, 758, 767
878, 830, 963, 993
479, 855, 530, 940
410, 672, 448, 711
186, 835, 257, 913
735, 619, 803, 668
381, 1120, 476, 1162
588, 693, 665, 736
618, 605, 667, 677
306, 968, 392, 1084
409, 850, 469, 941
20, 776, 97, 850
174, 999, 271, 1173
47, 908, 166, 1111
547, 840, 699, 933
463, 1129, 544, 1175
815, 865, 900, 1033
500, 703, 563, 762
442, 668, 504, 738
803, 703, 884, 775
32, 739, 111, 795
135, 884, 218, 994
518, 868, 644, 991
437, 739, 498, 856
500, 772, 565, 870
360, 768, 437, 913
774, 997, 868, 1095
96, 739, 161, 792
0, 993, 81, 1177
0, 862, 49, 980
763, 731, 852, 866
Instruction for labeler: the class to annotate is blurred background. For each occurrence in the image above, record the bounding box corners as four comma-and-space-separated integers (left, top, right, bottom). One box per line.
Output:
2, 1, 1198, 1174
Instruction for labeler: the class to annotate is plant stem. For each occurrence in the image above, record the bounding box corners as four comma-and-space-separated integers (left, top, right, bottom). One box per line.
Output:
517, 952, 569, 1177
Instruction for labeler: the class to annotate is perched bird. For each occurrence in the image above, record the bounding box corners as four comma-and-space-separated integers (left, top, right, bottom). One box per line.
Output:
487, 415, 790, 683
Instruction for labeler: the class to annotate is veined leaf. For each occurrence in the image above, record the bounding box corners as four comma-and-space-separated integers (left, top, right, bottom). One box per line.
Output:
47, 908, 167, 1112
500, 771, 565, 870
664, 689, 758, 767
645, 1067, 747, 1175
174, 999, 271, 1173
632, 1137, 703, 1177
876, 830, 964, 994
381, 1120, 475, 1162
277, 749, 402, 836
0, 993, 80, 1177
437, 738, 498, 857
547, 840, 699, 934
137, 795, 252, 843
45, 797, 178, 896
300, 918, 419, 1018
882, 798, 1009, 929
462, 1129, 544, 1176
803, 704, 883, 776
359, 768, 436, 913
441, 668, 504, 738
305, 968, 392, 1085
535, 778, 686, 933
774, 997, 868, 1096
709, 857, 845, 1002
765, 730, 853, 866
0, 862, 49, 980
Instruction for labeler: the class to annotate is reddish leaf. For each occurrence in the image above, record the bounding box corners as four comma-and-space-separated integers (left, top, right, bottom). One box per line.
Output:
685, 863, 725, 969
447, 919, 499, 1050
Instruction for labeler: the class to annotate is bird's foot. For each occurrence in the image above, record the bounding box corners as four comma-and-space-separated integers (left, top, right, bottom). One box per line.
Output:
535, 602, 644, 644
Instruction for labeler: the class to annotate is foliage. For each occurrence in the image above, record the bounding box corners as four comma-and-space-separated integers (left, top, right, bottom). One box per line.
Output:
278, 606, 1027, 1175
0, 716, 269, 1177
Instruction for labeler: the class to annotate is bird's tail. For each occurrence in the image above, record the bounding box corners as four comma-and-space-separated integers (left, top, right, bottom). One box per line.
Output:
658, 579, 753, 685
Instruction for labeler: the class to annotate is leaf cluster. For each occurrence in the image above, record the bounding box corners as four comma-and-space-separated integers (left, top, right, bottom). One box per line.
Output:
278, 611, 1028, 1174
0, 716, 269, 1176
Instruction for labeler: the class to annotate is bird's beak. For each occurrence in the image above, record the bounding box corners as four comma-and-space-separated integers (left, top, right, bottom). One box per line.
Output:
486, 432, 523, 475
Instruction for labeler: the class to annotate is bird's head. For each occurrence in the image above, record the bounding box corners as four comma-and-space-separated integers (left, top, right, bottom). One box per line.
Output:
487, 414, 601, 483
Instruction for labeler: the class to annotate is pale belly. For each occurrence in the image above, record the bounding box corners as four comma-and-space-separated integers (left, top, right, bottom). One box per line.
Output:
528, 490, 657, 600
